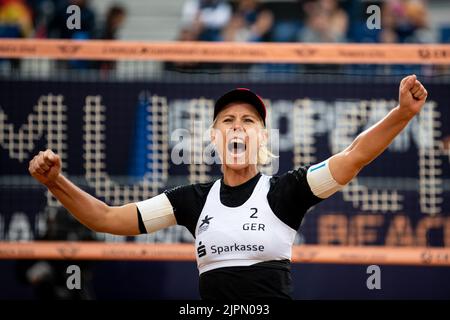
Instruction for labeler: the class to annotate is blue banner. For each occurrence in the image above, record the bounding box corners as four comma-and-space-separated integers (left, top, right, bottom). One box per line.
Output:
0, 79, 449, 246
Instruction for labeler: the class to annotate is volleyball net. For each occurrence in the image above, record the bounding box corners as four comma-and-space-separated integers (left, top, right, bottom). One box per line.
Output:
0, 39, 449, 266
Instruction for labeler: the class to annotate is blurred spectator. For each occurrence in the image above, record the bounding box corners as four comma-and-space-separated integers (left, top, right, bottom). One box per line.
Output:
0, 0, 33, 38
0, 0, 33, 70
47, 0, 96, 40
180, 0, 231, 41
25, 0, 54, 38
298, 0, 348, 43
46, 0, 96, 69
97, 4, 127, 72
380, 0, 434, 43
223, 0, 273, 42
99, 4, 126, 40
16, 206, 96, 300
379, 1, 399, 43
268, 1, 303, 43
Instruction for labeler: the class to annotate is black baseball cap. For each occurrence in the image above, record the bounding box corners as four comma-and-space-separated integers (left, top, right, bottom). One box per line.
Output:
214, 88, 266, 126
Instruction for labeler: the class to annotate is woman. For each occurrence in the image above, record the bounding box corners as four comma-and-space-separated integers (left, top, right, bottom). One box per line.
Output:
29, 75, 428, 300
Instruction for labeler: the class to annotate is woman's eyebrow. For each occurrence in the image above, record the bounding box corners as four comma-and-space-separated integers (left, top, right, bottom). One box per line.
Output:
221, 113, 257, 119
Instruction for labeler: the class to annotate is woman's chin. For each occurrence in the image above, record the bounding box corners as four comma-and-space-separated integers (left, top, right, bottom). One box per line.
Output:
224, 163, 249, 171
223, 155, 250, 171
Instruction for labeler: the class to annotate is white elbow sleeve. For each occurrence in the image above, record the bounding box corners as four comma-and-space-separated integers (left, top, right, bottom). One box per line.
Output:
135, 193, 176, 233
307, 160, 345, 199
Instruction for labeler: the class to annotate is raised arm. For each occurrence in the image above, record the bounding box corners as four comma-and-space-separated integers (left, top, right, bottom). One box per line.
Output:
328, 74, 428, 185
28, 149, 176, 235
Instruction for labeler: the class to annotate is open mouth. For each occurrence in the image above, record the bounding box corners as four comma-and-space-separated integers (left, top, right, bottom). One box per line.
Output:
227, 138, 246, 155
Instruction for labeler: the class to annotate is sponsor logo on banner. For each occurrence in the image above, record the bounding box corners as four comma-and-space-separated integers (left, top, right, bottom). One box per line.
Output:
57, 245, 80, 259
418, 49, 450, 60
420, 250, 450, 265
294, 48, 317, 57
57, 44, 81, 55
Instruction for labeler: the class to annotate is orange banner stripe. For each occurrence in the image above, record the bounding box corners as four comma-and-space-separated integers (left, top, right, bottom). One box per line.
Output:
0, 242, 449, 266
0, 39, 449, 64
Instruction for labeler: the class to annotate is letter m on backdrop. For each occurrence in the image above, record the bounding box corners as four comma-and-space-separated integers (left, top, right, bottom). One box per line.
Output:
0, 94, 68, 206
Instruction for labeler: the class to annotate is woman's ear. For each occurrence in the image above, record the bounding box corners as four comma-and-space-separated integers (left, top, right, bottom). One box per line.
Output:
210, 126, 216, 145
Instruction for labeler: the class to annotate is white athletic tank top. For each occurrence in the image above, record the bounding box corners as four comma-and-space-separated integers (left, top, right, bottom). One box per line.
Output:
195, 174, 297, 274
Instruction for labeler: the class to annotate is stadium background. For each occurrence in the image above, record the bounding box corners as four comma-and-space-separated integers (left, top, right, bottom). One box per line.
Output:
0, 0, 450, 299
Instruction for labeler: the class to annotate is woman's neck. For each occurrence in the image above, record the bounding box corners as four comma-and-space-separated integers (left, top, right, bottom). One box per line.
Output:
222, 165, 259, 187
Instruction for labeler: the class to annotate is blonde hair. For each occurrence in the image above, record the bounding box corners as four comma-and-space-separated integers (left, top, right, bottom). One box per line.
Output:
257, 142, 277, 166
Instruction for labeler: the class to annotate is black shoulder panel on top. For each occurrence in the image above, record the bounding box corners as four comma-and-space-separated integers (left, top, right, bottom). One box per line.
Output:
267, 166, 323, 230
164, 181, 215, 237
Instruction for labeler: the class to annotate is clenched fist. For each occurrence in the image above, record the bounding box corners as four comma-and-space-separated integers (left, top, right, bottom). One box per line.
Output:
399, 74, 428, 118
28, 149, 61, 186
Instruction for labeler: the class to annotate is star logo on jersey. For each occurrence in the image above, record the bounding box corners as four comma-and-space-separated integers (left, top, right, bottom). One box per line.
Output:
200, 215, 213, 227
198, 215, 213, 235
